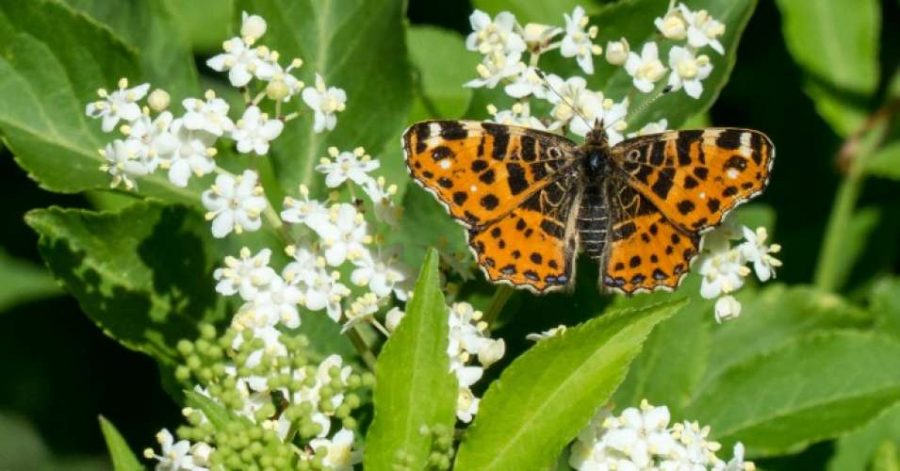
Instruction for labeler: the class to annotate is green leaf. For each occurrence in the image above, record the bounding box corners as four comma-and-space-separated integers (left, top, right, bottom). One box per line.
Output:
0, 0, 202, 204
25, 201, 228, 365
871, 440, 900, 471
775, 0, 880, 135
161, 0, 234, 54
364, 249, 457, 471
612, 298, 710, 418
829, 403, 900, 471
454, 299, 684, 470
871, 277, 900, 339
407, 26, 479, 121
700, 284, 871, 386
390, 184, 470, 272
98, 416, 143, 471
687, 331, 900, 457
63, 0, 199, 101
867, 142, 900, 180
237, 0, 413, 198
0, 250, 62, 312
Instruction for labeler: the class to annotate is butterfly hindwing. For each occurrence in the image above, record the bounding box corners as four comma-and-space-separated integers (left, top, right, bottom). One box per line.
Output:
602, 181, 700, 293
468, 177, 581, 293
611, 129, 774, 233
403, 120, 578, 227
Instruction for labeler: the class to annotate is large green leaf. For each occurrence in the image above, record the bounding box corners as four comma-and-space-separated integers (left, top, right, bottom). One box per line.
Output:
364, 249, 457, 471
611, 298, 710, 419
687, 331, 900, 457
25, 201, 228, 364
236, 0, 413, 198
0, 0, 202, 204
775, 0, 880, 135
0, 250, 62, 312
472, 0, 594, 25
871, 277, 900, 339
453, 299, 684, 470
63, 0, 199, 101
828, 402, 900, 471
407, 26, 479, 121
98, 416, 143, 471
389, 184, 470, 272
699, 284, 871, 387
161, 0, 234, 54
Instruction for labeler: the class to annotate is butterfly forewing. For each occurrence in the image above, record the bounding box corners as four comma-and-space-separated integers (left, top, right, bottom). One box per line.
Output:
403, 120, 578, 227
610, 129, 774, 233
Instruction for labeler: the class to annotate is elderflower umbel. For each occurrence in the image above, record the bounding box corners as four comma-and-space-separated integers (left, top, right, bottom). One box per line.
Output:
302, 74, 347, 133
85, 78, 150, 132
570, 400, 754, 470
201, 170, 268, 238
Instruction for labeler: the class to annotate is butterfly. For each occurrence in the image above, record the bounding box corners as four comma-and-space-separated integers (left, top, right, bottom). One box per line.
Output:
402, 119, 774, 294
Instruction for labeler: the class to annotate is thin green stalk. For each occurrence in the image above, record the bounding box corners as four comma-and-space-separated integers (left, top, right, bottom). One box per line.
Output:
348, 327, 378, 371
483, 285, 515, 325
814, 121, 886, 292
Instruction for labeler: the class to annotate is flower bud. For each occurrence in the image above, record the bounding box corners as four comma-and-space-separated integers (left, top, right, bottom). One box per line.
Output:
147, 89, 170, 111
605, 38, 630, 65
241, 12, 267, 43
658, 12, 687, 40
477, 338, 506, 367
385, 307, 405, 332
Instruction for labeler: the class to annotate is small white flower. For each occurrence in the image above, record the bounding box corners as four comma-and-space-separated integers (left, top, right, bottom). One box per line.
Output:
316, 147, 380, 188
231, 105, 284, 155
545, 74, 603, 132
384, 307, 405, 332
163, 118, 217, 188
206, 37, 276, 87
466, 50, 525, 89
281, 185, 329, 226
351, 250, 408, 300
85, 78, 150, 133
265, 60, 304, 102
213, 247, 277, 301
98, 138, 151, 190
667, 46, 713, 99
526, 324, 567, 341
698, 249, 749, 299
560, 6, 602, 74
465, 10, 526, 56
309, 203, 371, 267
253, 275, 304, 328
655, 7, 687, 40
487, 102, 546, 130
679, 4, 726, 54
362, 176, 401, 226
125, 111, 176, 170
738, 226, 782, 282
201, 170, 268, 238
624, 42, 667, 93
308, 429, 361, 471
343, 292, 381, 331
477, 338, 506, 367
605, 37, 630, 65
596, 96, 629, 145
283, 248, 350, 322
504, 66, 548, 99
145, 429, 204, 471
302, 74, 347, 133
456, 386, 480, 423
240, 11, 267, 44
714, 295, 742, 323
521, 22, 562, 53
181, 92, 235, 137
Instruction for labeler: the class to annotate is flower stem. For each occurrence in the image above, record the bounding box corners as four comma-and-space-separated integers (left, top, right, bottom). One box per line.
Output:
483, 285, 515, 325
347, 327, 378, 371
814, 105, 894, 292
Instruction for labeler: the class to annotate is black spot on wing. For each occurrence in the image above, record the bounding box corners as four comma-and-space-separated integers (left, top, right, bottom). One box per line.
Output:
482, 123, 510, 161
715, 131, 742, 149
438, 121, 467, 140
520, 135, 537, 162
507, 163, 529, 195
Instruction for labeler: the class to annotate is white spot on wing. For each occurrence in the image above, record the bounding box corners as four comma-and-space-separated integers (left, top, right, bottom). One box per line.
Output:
439, 160, 451, 170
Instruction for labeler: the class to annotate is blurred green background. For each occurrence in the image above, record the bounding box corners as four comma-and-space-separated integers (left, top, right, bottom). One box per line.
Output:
1, 0, 898, 469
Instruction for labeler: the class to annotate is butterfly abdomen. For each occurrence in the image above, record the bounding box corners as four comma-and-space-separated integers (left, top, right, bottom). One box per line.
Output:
577, 183, 609, 259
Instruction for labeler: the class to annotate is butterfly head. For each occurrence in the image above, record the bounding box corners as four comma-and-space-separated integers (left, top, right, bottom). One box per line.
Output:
585, 118, 609, 148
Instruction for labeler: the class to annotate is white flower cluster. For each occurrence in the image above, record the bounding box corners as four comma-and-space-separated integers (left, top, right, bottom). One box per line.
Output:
146, 328, 363, 470
464, 3, 727, 145
85, 12, 348, 238
386, 302, 506, 423
697, 223, 782, 322
570, 400, 754, 471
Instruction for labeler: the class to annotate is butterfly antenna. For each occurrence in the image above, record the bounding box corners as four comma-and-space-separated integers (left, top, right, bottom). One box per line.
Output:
534, 68, 595, 128
615, 84, 674, 131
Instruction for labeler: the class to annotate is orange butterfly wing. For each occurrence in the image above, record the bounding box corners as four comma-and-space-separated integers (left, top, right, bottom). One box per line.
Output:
611, 129, 774, 233
403, 120, 581, 293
